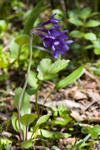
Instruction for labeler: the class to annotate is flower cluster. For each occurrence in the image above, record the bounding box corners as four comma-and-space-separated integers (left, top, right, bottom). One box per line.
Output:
30, 13, 73, 59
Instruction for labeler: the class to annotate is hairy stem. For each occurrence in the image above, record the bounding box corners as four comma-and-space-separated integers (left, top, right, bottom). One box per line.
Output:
18, 35, 33, 141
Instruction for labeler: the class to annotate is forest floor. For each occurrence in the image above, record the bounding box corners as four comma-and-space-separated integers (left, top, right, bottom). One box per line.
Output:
0, 68, 100, 150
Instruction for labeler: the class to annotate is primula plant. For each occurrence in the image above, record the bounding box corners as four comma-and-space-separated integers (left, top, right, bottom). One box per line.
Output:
12, 12, 86, 148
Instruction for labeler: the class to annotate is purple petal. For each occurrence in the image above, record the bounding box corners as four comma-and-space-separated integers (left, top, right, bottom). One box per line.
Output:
53, 51, 59, 59
54, 41, 60, 45
51, 18, 60, 23
50, 13, 57, 19
42, 36, 55, 48
66, 40, 73, 44
51, 45, 55, 51
49, 24, 60, 30
61, 30, 69, 33
58, 50, 65, 54
63, 44, 69, 51
41, 29, 48, 33
60, 34, 68, 39
42, 39, 48, 47
48, 30, 61, 36
40, 20, 50, 26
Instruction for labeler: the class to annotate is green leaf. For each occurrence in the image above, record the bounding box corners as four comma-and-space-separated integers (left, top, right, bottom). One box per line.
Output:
84, 33, 96, 40
32, 114, 51, 133
27, 71, 38, 89
11, 112, 26, 135
85, 20, 100, 27
21, 138, 33, 148
15, 35, 30, 47
37, 59, 69, 80
50, 117, 72, 126
70, 30, 83, 38
90, 126, 100, 138
9, 39, 19, 59
52, 9, 64, 17
68, 18, 83, 26
94, 48, 100, 55
47, 59, 69, 74
85, 45, 94, 50
37, 58, 51, 80
90, 67, 100, 75
20, 114, 37, 127
38, 129, 55, 138
36, 114, 51, 127
11, 112, 20, 133
26, 88, 38, 95
58, 105, 67, 118
75, 134, 91, 149
55, 64, 86, 90
82, 126, 100, 139
0, 20, 7, 32
79, 7, 91, 20
14, 87, 30, 115
89, 12, 99, 17
0, 139, 2, 150
23, 0, 44, 34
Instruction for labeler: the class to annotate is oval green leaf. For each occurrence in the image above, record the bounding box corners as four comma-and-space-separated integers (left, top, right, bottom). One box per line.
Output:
36, 114, 51, 127
84, 33, 96, 40
37, 59, 69, 80
20, 114, 37, 127
79, 7, 91, 20
70, 30, 83, 38
27, 71, 38, 89
68, 18, 83, 26
94, 48, 100, 55
85, 20, 100, 27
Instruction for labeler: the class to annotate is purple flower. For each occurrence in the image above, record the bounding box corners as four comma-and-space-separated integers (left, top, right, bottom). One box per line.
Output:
30, 13, 73, 59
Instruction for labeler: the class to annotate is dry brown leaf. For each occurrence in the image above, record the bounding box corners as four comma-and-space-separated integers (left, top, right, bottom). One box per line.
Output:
73, 90, 87, 100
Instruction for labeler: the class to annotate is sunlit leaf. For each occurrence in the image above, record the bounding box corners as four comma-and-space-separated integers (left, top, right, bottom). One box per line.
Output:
85, 20, 100, 27
36, 114, 51, 126
84, 33, 96, 40
68, 18, 83, 26
37, 58, 51, 80
27, 71, 38, 89
79, 7, 91, 20
37, 59, 69, 80
0, 20, 7, 32
94, 48, 100, 55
